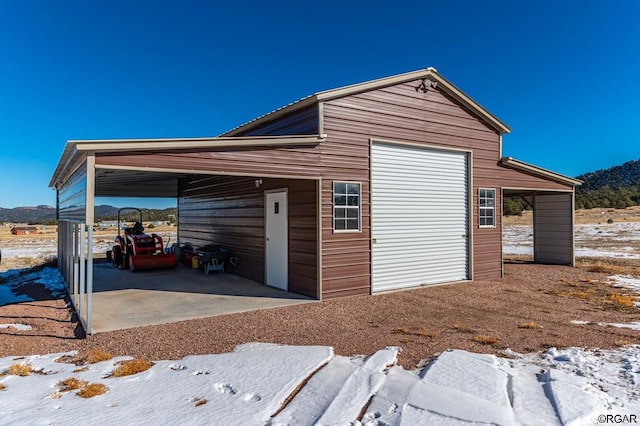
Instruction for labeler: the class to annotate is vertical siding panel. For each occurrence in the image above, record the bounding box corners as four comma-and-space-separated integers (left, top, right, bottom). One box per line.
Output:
321, 82, 503, 297
230, 104, 319, 136
178, 175, 317, 298
534, 193, 574, 265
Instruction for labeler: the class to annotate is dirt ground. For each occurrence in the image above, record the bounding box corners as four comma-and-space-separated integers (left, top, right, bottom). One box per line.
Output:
0, 224, 176, 271
1, 262, 639, 368
2, 211, 640, 367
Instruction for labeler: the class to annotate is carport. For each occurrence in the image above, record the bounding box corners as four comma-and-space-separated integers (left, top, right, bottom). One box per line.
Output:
49, 135, 324, 334
500, 157, 583, 266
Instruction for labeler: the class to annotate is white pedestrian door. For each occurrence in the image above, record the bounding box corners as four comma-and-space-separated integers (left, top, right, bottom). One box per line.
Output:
265, 191, 288, 290
371, 142, 469, 292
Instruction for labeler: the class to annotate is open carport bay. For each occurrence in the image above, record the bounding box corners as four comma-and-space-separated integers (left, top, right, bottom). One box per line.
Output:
91, 262, 313, 333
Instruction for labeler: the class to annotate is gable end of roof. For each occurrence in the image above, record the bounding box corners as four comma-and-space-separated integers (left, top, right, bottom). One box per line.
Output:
222, 67, 510, 137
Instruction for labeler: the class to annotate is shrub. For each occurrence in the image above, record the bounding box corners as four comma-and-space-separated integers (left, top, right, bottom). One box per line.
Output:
83, 349, 113, 364
451, 323, 474, 333
518, 322, 541, 329
110, 359, 153, 377
57, 377, 88, 392
606, 292, 636, 308
607, 218, 614, 224
7, 363, 32, 376
77, 383, 108, 398
473, 335, 499, 345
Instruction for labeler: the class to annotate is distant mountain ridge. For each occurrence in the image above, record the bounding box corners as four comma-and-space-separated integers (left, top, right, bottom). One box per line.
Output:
0, 205, 176, 224
576, 159, 640, 191
575, 159, 640, 210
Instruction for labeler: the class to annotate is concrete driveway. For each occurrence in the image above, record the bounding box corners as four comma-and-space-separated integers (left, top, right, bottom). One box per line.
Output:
91, 262, 313, 333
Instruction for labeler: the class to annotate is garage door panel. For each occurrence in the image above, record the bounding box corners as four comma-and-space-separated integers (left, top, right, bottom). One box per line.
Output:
371, 142, 469, 292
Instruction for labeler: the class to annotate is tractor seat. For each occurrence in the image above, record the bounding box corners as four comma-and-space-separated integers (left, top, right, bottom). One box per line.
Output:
132, 222, 145, 235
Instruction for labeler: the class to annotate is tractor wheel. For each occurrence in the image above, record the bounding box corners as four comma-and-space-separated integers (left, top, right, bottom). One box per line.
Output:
124, 247, 131, 270
112, 246, 123, 268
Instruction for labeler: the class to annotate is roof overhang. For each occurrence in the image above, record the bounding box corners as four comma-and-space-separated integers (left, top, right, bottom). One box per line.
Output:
223, 67, 511, 136
49, 134, 324, 189
500, 157, 583, 187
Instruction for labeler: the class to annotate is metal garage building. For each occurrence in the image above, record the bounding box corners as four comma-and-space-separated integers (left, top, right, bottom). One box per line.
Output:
50, 67, 581, 333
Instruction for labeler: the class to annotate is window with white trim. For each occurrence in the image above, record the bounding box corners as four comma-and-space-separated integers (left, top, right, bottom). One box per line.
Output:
333, 182, 361, 231
479, 188, 496, 227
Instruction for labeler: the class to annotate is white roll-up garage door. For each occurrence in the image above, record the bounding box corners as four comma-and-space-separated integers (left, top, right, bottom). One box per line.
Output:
371, 142, 469, 292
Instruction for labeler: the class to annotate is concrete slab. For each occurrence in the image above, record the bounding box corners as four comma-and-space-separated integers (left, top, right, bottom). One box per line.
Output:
90, 262, 313, 333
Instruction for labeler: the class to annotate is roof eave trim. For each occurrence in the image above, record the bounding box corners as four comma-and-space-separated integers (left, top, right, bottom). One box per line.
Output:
221, 96, 319, 136
500, 157, 583, 186
69, 134, 324, 152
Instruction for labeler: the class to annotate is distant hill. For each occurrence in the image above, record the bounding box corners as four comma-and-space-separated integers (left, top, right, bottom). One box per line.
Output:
577, 159, 640, 191
0, 205, 56, 224
575, 159, 640, 209
0, 205, 177, 225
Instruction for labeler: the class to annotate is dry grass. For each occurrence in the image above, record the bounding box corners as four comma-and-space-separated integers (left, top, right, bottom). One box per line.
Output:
579, 258, 640, 278
83, 349, 113, 364
0, 383, 5, 391
606, 292, 636, 308
192, 397, 208, 407
110, 359, 153, 378
586, 262, 628, 275
551, 281, 637, 311
76, 383, 108, 398
473, 335, 499, 345
518, 321, 541, 329
57, 377, 88, 392
392, 326, 439, 338
6, 363, 33, 377
615, 339, 631, 347
451, 323, 474, 333
556, 289, 596, 300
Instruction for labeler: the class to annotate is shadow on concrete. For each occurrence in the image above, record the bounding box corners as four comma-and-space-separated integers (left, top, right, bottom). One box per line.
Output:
90, 260, 314, 333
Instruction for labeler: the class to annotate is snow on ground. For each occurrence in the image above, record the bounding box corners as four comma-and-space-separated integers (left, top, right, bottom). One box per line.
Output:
1, 344, 639, 425
1, 270, 640, 425
504, 222, 640, 259
571, 320, 640, 331
2, 225, 640, 424
0, 267, 67, 307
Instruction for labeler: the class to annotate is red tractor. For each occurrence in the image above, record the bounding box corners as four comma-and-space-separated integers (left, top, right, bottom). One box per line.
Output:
111, 208, 175, 272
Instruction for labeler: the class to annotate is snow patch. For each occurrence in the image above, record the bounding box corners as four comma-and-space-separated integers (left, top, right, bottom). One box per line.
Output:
0, 323, 32, 331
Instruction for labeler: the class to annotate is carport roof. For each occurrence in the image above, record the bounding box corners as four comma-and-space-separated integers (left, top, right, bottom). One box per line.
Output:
500, 157, 583, 187
49, 134, 324, 189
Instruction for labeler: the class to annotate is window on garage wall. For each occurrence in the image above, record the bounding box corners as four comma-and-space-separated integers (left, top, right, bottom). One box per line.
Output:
479, 188, 496, 227
333, 182, 361, 232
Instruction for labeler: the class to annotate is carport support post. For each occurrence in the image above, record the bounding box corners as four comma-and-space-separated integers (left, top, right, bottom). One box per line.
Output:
85, 153, 95, 334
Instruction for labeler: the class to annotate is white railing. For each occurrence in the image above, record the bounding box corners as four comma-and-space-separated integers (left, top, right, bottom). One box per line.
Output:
58, 220, 94, 334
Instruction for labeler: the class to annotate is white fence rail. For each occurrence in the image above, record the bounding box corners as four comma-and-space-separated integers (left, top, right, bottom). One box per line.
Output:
58, 220, 94, 334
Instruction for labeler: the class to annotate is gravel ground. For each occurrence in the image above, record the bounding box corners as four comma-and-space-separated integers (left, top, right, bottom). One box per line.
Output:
1, 263, 640, 368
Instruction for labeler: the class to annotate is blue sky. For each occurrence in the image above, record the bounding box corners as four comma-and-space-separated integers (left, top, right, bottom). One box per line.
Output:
1, 1, 639, 208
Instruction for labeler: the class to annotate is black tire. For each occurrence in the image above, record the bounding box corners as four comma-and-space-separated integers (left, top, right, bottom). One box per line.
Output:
123, 247, 132, 270
112, 245, 123, 268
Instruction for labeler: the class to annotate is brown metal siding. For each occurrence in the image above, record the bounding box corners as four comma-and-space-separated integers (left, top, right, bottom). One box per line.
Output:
499, 166, 576, 191
178, 175, 317, 298
321, 81, 505, 296
96, 146, 321, 178
534, 193, 574, 265
231, 104, 319, 136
